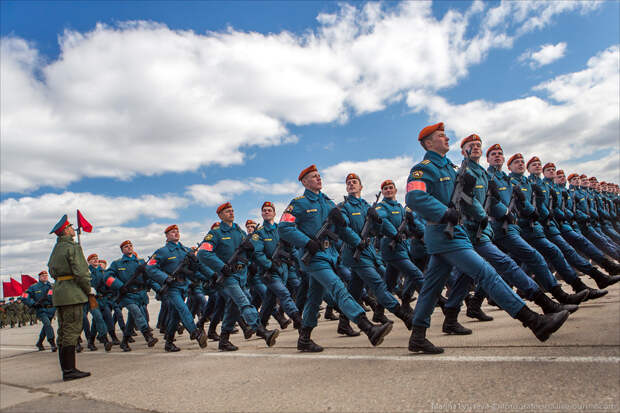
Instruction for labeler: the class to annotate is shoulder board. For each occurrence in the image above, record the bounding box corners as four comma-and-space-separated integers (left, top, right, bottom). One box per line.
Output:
251, 233, 260, 241
204, 233, 214, 241
257, 225, 264, 231
294, 195, 305, 200
421, 159, 431, 165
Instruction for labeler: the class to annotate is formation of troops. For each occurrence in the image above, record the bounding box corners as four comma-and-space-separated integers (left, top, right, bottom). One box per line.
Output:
19, 122, 620, 381
0, 297, 39, 329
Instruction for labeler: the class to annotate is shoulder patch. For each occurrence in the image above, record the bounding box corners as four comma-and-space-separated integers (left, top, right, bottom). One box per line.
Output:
251, 233, 260, 241
411, 170, 424, 178
294, 196, 305, 200
421, 160, 431, 165
285, 204, 294, 212
204, 234, 213, 241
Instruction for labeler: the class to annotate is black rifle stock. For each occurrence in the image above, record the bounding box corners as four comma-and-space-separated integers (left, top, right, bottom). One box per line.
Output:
444, 148, 474, 239
354, 192, 381, 260
215, 233, 252, 285
301, 196, 346, 265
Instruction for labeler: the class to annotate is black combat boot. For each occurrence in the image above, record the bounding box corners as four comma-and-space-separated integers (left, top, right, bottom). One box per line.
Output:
190, 328, 208, 349
109, 330, 121, 346
357, 315, 392, 346
291, 312, 302, 330
142, 330, 159, 347
465, 291, 493, 321
61, 345, 91, 381
207, 322, 220, 341
120, 335, 132, 352
600, 258, 620, 276
391, 304, 413, 330
164, 334, 181, 352
100, 336, 113, 352
337, 314, 360, 337
551, 285, 588, 304
570, 278, 607, 301
127, 334, 135, 343
362, 294, 378, 313
196, 313, 209, 333
324, 306, 338, 320
176, 324, 184, 335
36, 337, 45, 351
238, 319, 254, 340
76, 337, 83, 353
371, 305, 391, 324
297, 327, 323, 352
515, 305, 569, 342
218, 331, 238, 352
273, 309, 292, 330
256, 324, 279, 347
87, 336, 98, 351
532, 290, 578, 314
408, 326, 444, 354
49, 337, 57, 352
586, 267, 620, 289
442, 307, 472, 335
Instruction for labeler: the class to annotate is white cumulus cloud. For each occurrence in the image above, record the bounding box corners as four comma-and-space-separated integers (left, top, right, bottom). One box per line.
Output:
520, 42, 567, 68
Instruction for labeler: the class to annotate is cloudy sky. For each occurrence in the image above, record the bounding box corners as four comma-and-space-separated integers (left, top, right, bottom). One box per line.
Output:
1, 0, 619, 289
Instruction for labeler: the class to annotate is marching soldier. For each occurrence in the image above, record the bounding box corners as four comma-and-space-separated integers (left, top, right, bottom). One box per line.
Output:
279, 165, 393, 352
85, 254, 113, 351
23, 271, 57, 351
405, 123, 568, 354
47, 214, 93, 381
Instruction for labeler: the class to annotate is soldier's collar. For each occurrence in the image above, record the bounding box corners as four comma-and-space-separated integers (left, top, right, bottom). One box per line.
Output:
424, 150, 448, 167
166, 241, 180, 249
303, 188, 319, 201
262, 221, 276, 230
220, 222, 235, 232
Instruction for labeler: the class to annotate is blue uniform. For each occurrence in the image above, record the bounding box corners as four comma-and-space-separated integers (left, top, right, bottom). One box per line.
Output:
405, 150, 525, 329
279, 189, 365, 329
198, 222, 260, 334
87, 264, 109, 340
24, 281, 56, 344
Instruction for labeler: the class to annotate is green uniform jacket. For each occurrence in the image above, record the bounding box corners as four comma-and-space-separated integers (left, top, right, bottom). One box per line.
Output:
47, 235, 91, 306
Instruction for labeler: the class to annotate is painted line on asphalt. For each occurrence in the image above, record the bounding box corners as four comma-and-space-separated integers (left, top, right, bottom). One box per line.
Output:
200, 352, 620, 363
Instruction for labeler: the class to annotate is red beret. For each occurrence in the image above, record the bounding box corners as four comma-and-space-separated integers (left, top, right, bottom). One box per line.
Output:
216, 202, 232, 214
600, 181, 607, 186
589, 176, 598, 182
460, 134, 481, 148
87, 254, 98, 261
507, 153, 523, 166
38, 271, 48, 277
486, 143, 502, 158
345, 173, 361, 183
164, 224, 179, 233
210, 222, 220, 230
418, 122, 444, 141
579, 174, 587, 179
526, 156, 541, 169
261, 201, 275, 211
99, 259, 107, 266
245, 219, 257, 227
555, 169, 564, 176
381, 179, 395, 189
567, 173, 579, 181
542, 162, 555, 171
298, 164, 318, 181
120, 240, 132, 249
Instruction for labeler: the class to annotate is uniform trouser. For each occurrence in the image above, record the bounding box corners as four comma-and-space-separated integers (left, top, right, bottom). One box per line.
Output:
157, 297, 169, 329
412, 248, 526, 328
220, 276, 260, 333
295, 271, 310, 312
89, 305, 109, 339
350, 265, 400, 312
601, 221, 620, 244
249, 279, 268, 310
495, 233, 559, 292
259, 275, 299, 322
123, 303, 149, 334
188, 291, 208, 319
165, 289, 197, 335
582, 225, 620, 259
100, 301, 116, 333
445, 241, 541, 309
37, 309, 56, 342
547, 233, 594, 273
57, 303, 85, 347
384, 259, 425, 298
210, 293, 226, 324
286, 267, 301, 300
302, 265, 365, 329
561, 229, 606, 264
526, 237, 578, 283
112, 303, 126, 331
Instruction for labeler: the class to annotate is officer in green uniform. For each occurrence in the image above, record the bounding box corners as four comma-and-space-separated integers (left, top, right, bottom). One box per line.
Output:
47, 214, 93, 381
0, 300, 6, 328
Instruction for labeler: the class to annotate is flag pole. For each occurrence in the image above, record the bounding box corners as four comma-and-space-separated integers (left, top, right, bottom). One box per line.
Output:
76, 209, 81, 245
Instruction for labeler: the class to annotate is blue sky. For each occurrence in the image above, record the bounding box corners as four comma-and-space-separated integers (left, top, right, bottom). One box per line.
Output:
1, 0, 618, 284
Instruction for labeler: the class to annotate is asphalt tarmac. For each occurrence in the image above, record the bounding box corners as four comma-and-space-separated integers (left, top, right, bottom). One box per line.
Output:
1, 278, 618, 413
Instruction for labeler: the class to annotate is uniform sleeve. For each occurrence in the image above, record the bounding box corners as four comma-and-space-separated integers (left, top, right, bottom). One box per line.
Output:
488, 177, 508, 219
512, 180, 535, 216
405, 166, 448, 223
197, 231, 226, 273
70, 244, 92, 295
145, 250, 171, 285
251, 232, 272, 270
103, 262, 125, 290
278, 200, 312, 248
23, 286, 35, 307
376, 204, 398, 237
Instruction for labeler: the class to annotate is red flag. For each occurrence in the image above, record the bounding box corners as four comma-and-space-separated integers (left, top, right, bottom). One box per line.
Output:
10, 278, 23, 296
21, 274, 37, 290
77, 209, 93, 233
2, 281, 16, 297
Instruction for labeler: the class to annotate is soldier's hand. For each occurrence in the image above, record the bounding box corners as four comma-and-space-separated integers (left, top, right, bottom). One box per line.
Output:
367, 207, 382, 224
441, 208, 459, 225
305, 239, 322, 255
241, 239, 255, 253
88, 295, 98, 310
119, 285, 129, 295
462, 173, 476, 197
328, 207, 347, 227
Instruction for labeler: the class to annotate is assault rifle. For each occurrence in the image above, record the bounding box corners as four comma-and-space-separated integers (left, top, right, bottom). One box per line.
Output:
32, 287, 52, 308
301, 197, 346, 265
263, 240, 294, 281
444, 148, 474, 239
114, 255, 152, 303
354, 192, 382, 260
159, 247, 202, 296
389, 209, 418, 250
502, 187, 518, 234
215, 233, 254, 285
